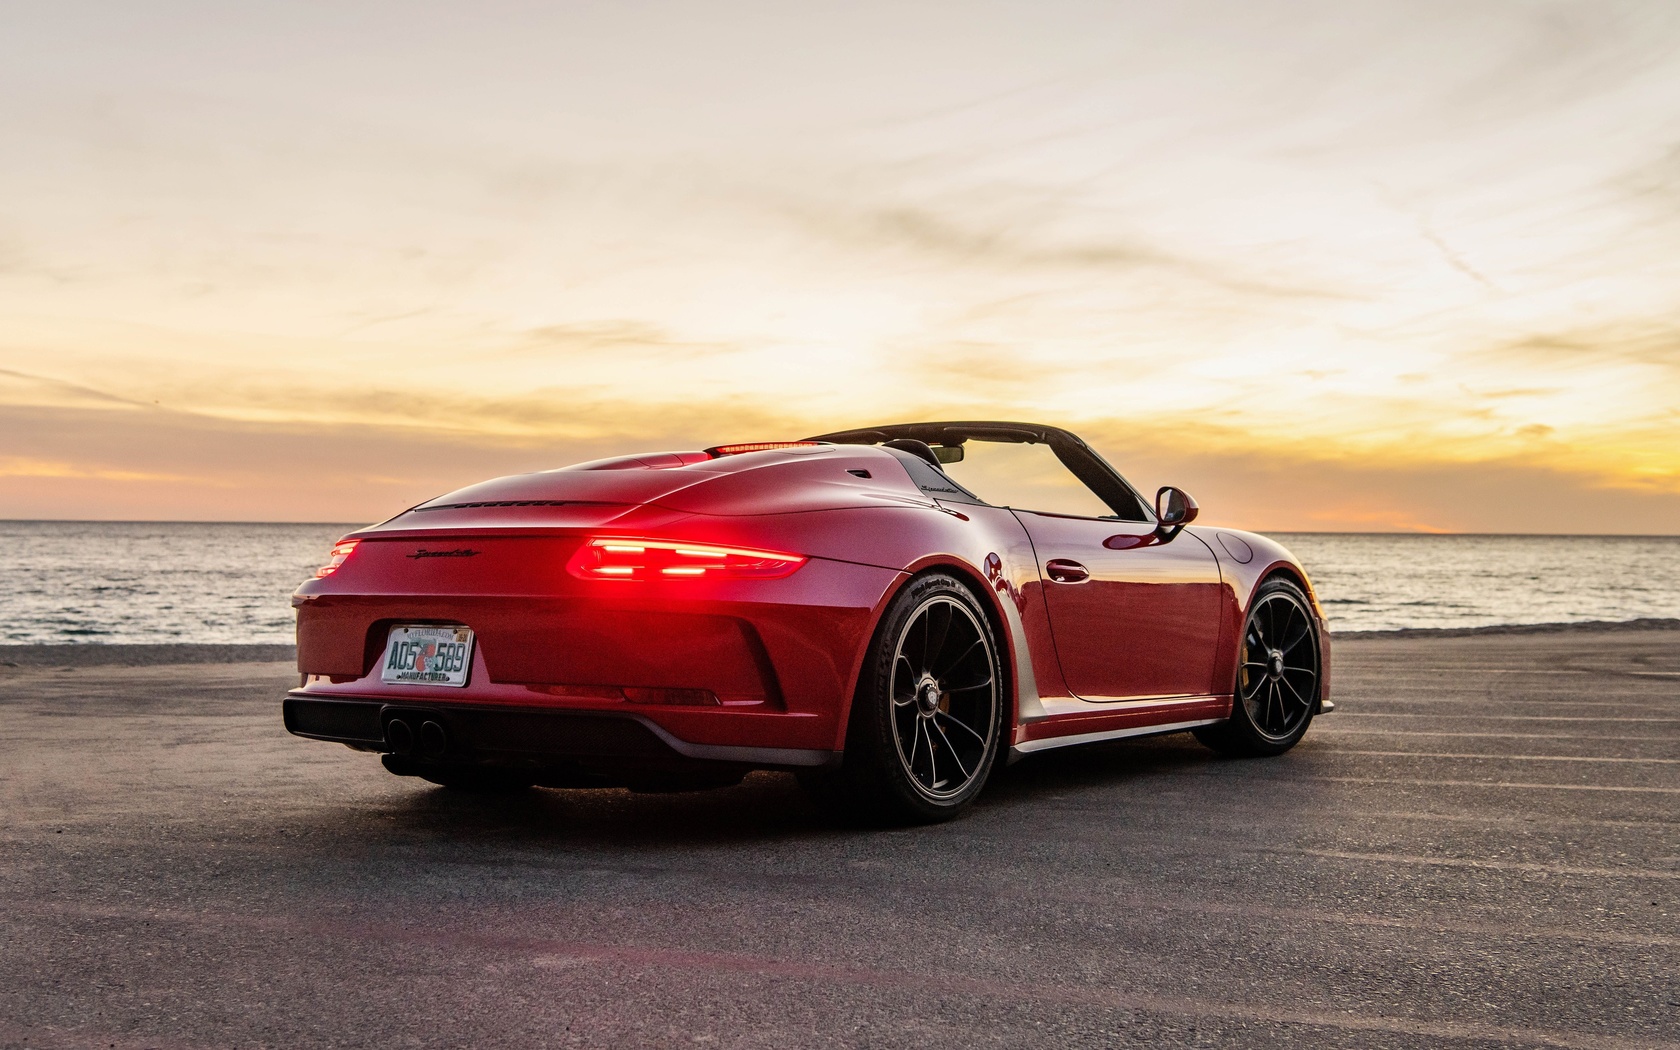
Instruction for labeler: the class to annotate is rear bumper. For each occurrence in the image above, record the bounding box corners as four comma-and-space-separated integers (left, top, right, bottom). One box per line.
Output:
282, 695, 841, 773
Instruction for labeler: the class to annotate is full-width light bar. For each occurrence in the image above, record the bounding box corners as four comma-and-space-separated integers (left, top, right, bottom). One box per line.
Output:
566, 537, 808, 581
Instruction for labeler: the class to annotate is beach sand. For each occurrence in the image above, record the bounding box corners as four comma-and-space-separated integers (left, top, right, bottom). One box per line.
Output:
0, 624, 1674, 1049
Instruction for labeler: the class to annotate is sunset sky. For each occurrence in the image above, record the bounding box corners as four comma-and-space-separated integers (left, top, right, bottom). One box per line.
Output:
3, 0, 1679, 532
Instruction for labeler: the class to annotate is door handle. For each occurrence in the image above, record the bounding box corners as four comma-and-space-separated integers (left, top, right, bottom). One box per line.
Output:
1045, 559, 1090, 584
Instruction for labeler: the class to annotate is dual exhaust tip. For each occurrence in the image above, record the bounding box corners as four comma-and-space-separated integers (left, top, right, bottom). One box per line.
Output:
386, 716, 448, 758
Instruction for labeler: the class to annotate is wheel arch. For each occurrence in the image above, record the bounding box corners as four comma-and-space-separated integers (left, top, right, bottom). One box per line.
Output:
1243, 563, 1331, 709
1258, 563, 1309, 598
831, 557, 1020, 753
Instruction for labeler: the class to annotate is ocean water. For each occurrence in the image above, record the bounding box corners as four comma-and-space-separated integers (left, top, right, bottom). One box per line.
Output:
0, 521, 357, 646
1271, 533, 1680, 633
0, 522, 1675, 645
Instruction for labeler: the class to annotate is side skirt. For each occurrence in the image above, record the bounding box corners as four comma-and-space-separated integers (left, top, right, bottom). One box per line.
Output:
1008, 693, 1232, 760
1010, 716, 1224, 756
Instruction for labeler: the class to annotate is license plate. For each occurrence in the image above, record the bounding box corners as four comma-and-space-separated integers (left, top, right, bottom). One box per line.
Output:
380, 625, 475, 687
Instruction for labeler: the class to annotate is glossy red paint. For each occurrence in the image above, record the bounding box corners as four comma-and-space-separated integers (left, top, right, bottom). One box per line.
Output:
286, 424, 1330, 787
1014, 511, 1225, 701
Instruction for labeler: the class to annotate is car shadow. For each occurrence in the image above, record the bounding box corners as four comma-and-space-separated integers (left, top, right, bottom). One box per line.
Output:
327, 731, 1229, 850
984, 731, 1223, 803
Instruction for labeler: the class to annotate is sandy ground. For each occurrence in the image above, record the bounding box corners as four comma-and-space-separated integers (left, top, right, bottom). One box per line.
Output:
0, 628, 1676, 1049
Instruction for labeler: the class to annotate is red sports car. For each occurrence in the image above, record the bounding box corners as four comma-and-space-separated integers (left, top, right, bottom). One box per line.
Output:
284, 421, 1330, 823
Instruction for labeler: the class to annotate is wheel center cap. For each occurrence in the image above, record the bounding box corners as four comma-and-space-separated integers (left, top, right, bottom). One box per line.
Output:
1268, 650, 1285, 678
916, 679, 942, 715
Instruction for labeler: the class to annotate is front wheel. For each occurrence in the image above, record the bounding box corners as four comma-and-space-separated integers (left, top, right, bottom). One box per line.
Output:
799, 573, 1005, 824
1194, 577, 1321, 757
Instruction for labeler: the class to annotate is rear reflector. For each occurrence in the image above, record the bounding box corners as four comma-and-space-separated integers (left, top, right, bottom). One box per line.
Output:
705, 441, 821, 456
526, 684, 721, 706
314, 539, 360, 578
567, 537, 807, 581
622, 686, 721, 706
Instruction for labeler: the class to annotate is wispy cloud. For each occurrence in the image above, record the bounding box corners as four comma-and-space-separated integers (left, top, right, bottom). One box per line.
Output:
6, 398, 1677, 532
0, 367, 154, 411
0, 455, 195, 483
1, 1, 1678, 528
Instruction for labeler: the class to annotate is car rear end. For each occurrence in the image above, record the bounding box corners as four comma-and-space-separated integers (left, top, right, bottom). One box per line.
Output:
283, 448, 911, 788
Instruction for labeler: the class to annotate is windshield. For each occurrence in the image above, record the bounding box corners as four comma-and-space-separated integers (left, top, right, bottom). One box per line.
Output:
938, 441, 1120, 519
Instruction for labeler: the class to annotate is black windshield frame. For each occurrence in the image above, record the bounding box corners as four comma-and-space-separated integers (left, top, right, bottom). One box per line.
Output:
810, 421, 1154, 523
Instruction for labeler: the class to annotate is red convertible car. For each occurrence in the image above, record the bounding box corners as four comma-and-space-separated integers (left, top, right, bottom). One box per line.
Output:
284, 421, 1330, 823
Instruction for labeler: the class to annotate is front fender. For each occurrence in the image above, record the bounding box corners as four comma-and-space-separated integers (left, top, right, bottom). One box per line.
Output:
1188, 526, 1332, 710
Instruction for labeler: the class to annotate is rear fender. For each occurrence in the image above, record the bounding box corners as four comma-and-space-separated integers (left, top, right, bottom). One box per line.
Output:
912, 556, 1049, 734
831, 549, 1047, 755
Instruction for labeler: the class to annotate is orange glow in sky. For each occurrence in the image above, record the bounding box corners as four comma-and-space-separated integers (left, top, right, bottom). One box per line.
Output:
2, 2, 1678, 532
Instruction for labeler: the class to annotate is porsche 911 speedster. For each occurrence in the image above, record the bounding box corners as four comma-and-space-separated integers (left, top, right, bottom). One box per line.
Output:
284, 421, 1331, 823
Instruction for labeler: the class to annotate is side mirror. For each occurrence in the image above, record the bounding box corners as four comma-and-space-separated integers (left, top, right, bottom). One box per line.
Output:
1155, 486, 1199, 538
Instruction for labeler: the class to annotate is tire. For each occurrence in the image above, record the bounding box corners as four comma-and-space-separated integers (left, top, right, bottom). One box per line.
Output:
1194, 576, 1321, 758
799, 572, 1005, 825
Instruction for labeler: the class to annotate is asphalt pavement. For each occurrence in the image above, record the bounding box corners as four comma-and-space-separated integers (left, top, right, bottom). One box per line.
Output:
1, 628, 1676, 1049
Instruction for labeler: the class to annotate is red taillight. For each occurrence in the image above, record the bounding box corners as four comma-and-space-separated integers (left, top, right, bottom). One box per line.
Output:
705, 441, 821, 457
566, 538, 807, 581
314, 539, 360, 578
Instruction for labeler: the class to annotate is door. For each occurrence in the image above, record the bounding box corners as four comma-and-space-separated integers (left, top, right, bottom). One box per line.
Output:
925, 432, 1227, 702
1016, 512, 1224, 701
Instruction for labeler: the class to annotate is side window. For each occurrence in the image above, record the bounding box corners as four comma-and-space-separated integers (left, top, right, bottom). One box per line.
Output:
940, 441, 1143, 520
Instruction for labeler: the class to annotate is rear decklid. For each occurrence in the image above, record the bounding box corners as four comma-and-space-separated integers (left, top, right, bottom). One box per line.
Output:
364, 444, 925, 535
403, 457, 721, 513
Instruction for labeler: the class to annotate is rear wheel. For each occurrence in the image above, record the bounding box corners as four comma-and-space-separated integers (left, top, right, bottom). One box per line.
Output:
800, 573, 1004, 824
1194, 577, 1321, 757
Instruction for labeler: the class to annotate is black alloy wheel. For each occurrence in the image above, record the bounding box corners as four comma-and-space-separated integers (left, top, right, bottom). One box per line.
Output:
798, 573, 1004, 824
1195, 577, 1321, 757
889, 593, 1001, 801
